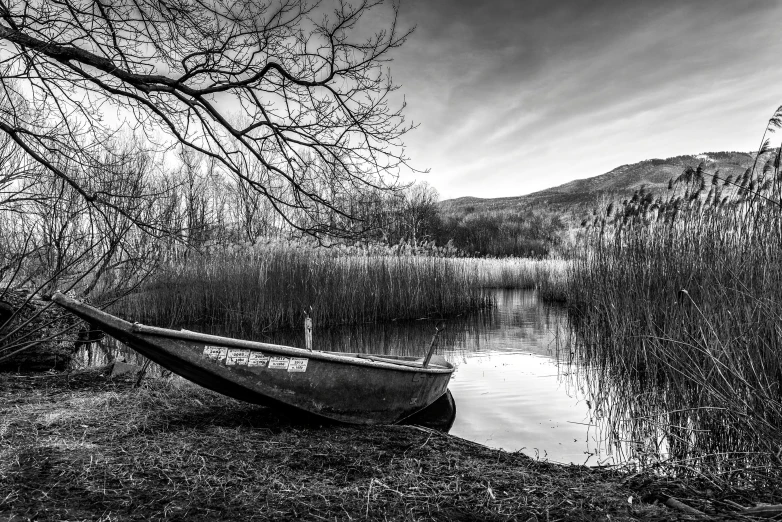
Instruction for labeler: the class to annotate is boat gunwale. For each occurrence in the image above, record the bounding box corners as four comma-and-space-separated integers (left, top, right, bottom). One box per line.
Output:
131, 323, 453, 373
51, 292, 453, 374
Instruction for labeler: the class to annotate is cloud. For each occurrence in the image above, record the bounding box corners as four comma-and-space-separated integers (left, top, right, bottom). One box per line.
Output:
390, 0, 782, 198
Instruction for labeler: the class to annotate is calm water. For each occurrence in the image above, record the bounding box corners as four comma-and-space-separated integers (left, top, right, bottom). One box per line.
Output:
237, 289, 614, 465
76, 289, 616, 465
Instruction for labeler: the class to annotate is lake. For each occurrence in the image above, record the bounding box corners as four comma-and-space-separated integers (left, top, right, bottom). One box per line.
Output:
221, 288, 617, 465
76, 289, 617, 465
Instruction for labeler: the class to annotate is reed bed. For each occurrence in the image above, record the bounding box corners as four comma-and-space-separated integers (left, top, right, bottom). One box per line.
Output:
115, 240, 510, 335
469, 256, 569, 298
115, 241, 566, 335
565, 154, 782, 485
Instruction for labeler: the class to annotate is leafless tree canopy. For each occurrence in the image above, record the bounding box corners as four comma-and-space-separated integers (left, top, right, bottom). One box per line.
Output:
0, 0, 414, 237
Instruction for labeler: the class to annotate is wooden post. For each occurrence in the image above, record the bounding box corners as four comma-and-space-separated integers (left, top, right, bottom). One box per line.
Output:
304, 313, 313, 351
423, 321, 446, 368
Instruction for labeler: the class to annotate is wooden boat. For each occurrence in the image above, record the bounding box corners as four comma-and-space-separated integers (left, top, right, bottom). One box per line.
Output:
51, 292, 455, 425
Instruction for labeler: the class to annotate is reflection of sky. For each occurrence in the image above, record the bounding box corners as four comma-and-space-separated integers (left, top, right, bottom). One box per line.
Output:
448, 351, 600, 463
262, 288, 616, 464
438, 290, 614, 464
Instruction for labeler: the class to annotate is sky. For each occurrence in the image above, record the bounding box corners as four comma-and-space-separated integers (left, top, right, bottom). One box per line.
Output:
382, 0, 782, 200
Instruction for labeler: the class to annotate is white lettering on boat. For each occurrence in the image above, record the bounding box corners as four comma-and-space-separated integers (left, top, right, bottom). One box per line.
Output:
288, 358, 308, 372
268, 356, 289, 369
247, 352, 270, 367
226, 349, 250, 365
203, 346, 227, 361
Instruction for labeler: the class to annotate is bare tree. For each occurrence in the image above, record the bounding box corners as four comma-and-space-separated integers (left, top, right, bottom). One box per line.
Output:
231, 158, 279, 241
401, 181, 439, 245
0, 0, 415, 237
80, 144, 168, 297
177, 147, 212, 249
6, 138, 167, 296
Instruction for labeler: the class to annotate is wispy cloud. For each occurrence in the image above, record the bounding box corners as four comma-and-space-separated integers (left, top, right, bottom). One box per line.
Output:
390, 0, 782, 198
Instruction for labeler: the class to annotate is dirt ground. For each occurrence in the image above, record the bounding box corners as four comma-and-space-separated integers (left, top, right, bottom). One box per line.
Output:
1, 370, 779, 521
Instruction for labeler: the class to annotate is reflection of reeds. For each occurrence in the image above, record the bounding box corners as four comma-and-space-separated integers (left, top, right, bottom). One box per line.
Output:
211, 288, 567, 358
565, 142, 782, 482
70, 337, 168, 377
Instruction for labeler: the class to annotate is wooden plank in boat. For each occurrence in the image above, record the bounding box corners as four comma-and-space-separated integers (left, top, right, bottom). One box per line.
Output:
356, 354, 449, 369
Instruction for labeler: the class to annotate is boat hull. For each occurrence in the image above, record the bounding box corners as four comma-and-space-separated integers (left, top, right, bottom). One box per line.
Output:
52, 293, 454, 425
402, 389, 456, 432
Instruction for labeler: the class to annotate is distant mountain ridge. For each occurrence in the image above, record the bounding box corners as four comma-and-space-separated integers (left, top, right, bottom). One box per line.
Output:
440, 151, 755, 222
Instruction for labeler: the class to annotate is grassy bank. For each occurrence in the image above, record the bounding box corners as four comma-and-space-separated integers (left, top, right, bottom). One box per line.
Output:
566, 156, 782, 481
5, 371, 779, 521
114, 240, 565, 335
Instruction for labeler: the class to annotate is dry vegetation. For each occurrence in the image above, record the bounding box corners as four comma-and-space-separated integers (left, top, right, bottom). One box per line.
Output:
114, 240, 567, 335
470, 257, 567, 294
6, 370, 779, 521
566, 134, 782, 485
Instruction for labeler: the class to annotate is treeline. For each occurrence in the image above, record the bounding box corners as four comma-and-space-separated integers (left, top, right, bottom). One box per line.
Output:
0, 134, 564, 305
644, 151, 752, 166
350, 183, 566, 258
135, 161, 565, 260
432, 210, 565, 258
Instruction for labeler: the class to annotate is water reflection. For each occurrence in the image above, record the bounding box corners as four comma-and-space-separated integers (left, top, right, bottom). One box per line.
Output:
264, 290, 610, 463
72, 336, 151, 371
563, 338, 781, 475
253, 290, 564, 357
74, 290, 614, 464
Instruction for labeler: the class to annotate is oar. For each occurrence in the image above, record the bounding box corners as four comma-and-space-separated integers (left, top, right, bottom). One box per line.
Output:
423, 321, 446, 368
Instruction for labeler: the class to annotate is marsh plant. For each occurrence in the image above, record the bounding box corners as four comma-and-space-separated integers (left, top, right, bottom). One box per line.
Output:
473, 256, 569, 301
115, 240, 560, 336
115, 239, 567, 337
566, 111, 782, 484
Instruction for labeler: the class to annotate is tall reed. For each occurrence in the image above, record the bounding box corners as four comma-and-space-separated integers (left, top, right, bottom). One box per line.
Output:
468, 257, 569, 301
115, 240, 504, 335
565, 144, 782, 483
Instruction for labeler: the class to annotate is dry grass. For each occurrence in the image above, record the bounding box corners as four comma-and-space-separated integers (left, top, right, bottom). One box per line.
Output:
112, 240, 566, 335
565, 151, 782, 484
6, 371, 764, 521
468, 257, 569, 301
115, 240, 493, 335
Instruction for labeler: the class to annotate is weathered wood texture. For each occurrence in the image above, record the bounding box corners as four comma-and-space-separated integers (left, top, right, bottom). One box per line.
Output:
51, 292, 455, 425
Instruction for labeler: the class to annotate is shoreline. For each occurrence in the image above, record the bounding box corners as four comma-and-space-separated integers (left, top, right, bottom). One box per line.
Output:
1, 370, 777, 521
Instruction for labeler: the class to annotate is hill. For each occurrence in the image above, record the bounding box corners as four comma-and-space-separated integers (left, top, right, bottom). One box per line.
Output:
439, 151, 755, 223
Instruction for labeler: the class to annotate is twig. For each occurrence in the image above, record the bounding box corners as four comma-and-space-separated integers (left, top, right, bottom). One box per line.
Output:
134, 359, 152, 388
365, 478, 374, 518
740, 504, 782, 518
664, 496, 705, 516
